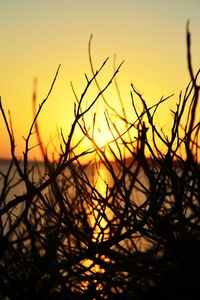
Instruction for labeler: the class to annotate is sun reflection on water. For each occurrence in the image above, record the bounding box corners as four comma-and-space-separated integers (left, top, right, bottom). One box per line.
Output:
80, 162, 113, 295
89, 164, 113, 243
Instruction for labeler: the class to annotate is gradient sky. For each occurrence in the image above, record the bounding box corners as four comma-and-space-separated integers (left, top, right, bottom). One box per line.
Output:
0, 0, 200, 160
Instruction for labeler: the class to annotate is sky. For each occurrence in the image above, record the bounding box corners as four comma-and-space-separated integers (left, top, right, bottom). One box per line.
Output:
0, 0, 200, 160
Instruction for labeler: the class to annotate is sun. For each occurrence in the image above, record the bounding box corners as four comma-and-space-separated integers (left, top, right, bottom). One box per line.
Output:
92, 126, 115, 149
89, 111, 120, 149
78, 112, 130, 162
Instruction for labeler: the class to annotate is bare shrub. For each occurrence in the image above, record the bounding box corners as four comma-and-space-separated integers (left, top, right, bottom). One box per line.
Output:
0, 25, 199, 299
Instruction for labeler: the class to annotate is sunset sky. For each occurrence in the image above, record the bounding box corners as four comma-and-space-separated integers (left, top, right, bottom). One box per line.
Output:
0, 0, 200, 160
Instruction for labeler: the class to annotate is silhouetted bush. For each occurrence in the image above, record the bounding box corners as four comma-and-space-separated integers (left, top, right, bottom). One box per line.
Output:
0, 26, 199, 299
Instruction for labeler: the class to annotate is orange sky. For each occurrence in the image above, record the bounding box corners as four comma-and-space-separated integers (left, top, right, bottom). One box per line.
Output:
0, 0, 200, 160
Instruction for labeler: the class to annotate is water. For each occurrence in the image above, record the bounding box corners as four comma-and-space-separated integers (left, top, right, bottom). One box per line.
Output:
0, 158, 148, 230
0, 159, 45, 201
1, 158, 199, 297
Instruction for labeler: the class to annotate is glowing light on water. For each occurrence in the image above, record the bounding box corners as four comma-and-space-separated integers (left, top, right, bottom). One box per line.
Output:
80, 163, 113, 294
88, 164, 113, 243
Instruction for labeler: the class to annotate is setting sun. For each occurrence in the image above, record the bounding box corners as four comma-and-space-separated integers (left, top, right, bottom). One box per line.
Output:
92, 124, 115, 148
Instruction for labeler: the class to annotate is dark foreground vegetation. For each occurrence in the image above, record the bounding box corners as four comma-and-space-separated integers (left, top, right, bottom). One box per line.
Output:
0, 26, 200, 299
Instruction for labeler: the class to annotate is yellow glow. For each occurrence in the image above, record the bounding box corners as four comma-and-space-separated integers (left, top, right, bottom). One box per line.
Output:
80, 164, 113, 292
92, 126, 114, 148
0, 1, 200, 160
87, 164, 113, 243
